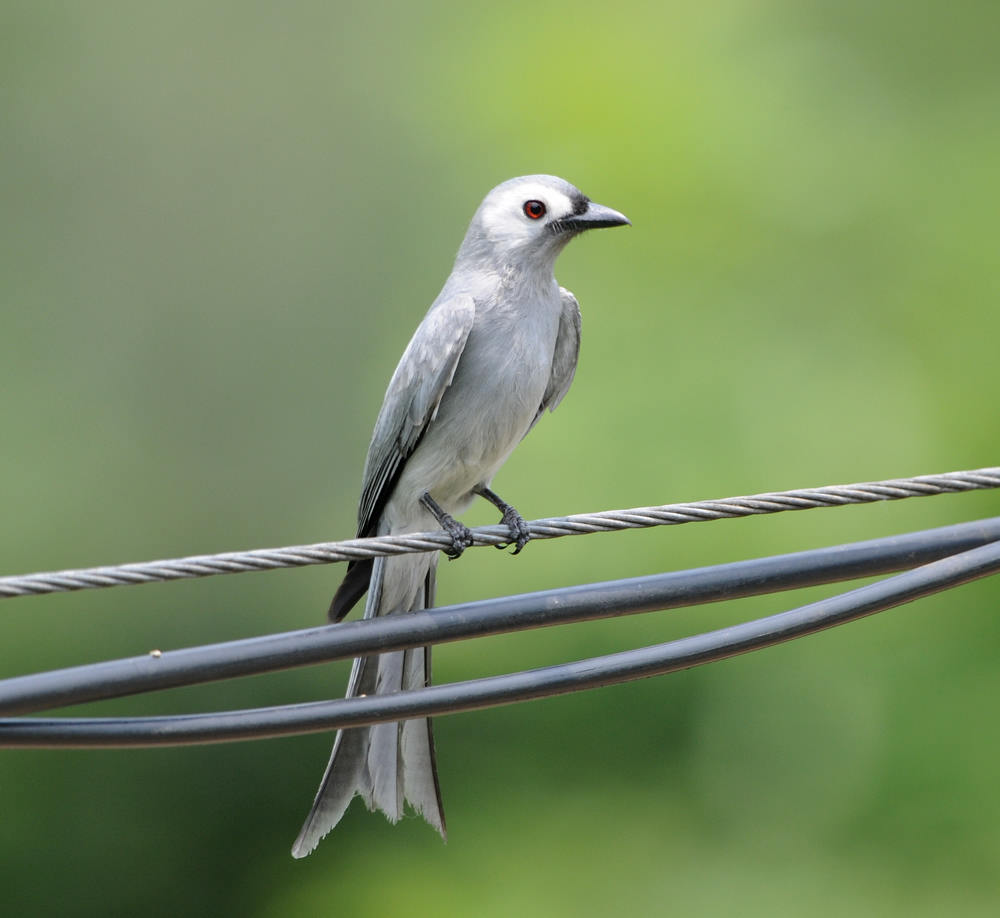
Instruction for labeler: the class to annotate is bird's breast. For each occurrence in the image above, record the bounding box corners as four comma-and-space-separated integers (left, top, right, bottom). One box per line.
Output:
389, 292, 562, 520
441, 307, 554, 451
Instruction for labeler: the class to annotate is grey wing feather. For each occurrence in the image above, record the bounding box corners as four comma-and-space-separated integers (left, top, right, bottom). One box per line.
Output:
528, 286, 581, 431
356, 293, 476, 536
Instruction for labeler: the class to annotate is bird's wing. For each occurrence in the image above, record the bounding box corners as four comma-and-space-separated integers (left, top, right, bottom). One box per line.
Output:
356, 293, 477, 538
529, 286, 581, 431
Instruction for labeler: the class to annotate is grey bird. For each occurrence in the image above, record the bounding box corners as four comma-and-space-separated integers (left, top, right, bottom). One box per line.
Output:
291, 174, 629, 857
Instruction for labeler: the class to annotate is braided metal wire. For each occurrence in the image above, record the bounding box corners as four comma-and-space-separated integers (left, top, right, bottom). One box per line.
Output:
2, 467, 998, 600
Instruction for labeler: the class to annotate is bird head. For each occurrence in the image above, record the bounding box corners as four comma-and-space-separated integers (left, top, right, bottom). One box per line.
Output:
457, 175, 629, 271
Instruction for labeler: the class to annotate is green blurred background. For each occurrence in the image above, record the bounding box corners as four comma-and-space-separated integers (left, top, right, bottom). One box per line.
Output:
2, 1, 999, 914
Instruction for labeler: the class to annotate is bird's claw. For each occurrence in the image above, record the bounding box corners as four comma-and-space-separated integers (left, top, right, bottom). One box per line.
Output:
421, 490, 474, 560
496, 506, 531, 555
441, 516, 474, 560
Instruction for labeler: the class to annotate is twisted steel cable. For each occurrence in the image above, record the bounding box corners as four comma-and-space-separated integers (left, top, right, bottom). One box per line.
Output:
2, 467, 998, 600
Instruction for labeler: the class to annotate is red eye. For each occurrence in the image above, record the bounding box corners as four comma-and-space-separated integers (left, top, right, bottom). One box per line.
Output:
523, 200, 546, 220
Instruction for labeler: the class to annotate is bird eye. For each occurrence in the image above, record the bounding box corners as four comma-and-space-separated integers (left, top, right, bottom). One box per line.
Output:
523, 200, 546, 220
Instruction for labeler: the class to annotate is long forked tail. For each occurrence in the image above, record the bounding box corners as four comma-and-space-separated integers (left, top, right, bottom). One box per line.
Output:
291, 552, 445, 858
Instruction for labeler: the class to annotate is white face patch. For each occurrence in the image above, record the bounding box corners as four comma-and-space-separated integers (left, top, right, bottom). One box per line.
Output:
476, 177, 580, 253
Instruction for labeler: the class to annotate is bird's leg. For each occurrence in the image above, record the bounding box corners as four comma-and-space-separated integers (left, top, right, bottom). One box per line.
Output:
474, 485, 531, 554
420, 491, 474, 560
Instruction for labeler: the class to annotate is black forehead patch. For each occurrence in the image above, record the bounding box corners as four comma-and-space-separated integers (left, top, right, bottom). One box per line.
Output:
571, 195, 590, 216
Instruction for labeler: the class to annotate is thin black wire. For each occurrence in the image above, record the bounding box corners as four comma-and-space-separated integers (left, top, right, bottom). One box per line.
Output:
2, 516, 999, 718
3, 533, 999, 748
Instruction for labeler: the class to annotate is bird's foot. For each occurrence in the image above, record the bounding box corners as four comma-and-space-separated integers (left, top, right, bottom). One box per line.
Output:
440, 515, 474, 560
497, 505, 531, 555
473, 485, 531, 554
421, 492, 474, 560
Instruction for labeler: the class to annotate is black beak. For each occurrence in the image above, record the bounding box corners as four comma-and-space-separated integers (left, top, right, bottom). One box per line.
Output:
549, 201, 631, 234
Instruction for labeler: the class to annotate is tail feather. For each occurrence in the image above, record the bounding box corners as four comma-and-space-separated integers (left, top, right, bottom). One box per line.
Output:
400, 644, 446, 834
369, 650, 405, 819
291, 552, 445, 858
